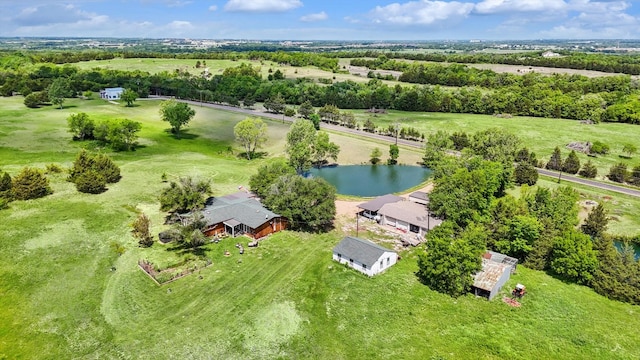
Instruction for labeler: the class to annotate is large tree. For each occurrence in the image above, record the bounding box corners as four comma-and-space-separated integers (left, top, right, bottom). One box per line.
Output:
264, 93, 286, 114
417, 221, 486, 297
387, 144, 399, 165
248, 159, 296, 199
581, 203, 608, 238
546, 146, 564, 171
159, 100, 196, 137
234, 117, 268, 160
607, 163, 628, 183
286, 119, 317, 174
263, 174, 336, 232
159, 177, 211, 214
551, 230, 598, 285
514, 162, 538, 186
47, 77, 73, 109
67, 112, 95, 141
311, 131, 340, 167
297, 100, 314, 119
120, 88, 138, 107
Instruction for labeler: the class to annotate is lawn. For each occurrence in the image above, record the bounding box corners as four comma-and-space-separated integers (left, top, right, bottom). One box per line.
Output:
347, 109, 640, 178
1, 96, 640, 359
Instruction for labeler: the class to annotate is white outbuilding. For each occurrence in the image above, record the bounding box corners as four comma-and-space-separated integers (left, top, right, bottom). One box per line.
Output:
332, 236, 397, 277
100, 87, 124, 100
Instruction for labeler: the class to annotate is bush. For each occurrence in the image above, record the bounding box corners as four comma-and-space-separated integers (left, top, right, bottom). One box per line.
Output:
578, 160, 598, 178
562, 150, 581, 174
607, 163, 628, 183
630, 165, 640, 186
590, 141, 610, 155
12, 167, 52, 200
74, 170, 107, 194
514, 162, 538, 186
45, 163, 64, 174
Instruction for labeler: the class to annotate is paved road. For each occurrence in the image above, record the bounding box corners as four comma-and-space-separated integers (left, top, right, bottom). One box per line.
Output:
148, 96, 640, 198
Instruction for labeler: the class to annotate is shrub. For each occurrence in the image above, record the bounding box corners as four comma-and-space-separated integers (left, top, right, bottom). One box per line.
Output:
69, 150, 121, 193
578, 160, 598, 178
514, 162, 538, 186
590, 141, 610, 155
562, 150, 581, 174
45, 163, 64, 174
607, 163, 628, 183
546, 146, 563, 171
74, 170, 107, 194
630, 165, 640, 186
12, 167, 52, 200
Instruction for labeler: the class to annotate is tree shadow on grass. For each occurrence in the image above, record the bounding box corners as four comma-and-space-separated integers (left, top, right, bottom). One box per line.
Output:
164, 129, 200, 140
618, 155, 632, 159
237, 151, 268, 160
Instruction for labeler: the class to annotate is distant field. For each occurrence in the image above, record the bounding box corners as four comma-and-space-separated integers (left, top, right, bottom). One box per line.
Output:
345, 109, 640, 180
2, 96, 640, 359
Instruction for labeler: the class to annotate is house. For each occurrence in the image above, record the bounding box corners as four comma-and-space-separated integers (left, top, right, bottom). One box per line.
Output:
471, 251, 519, 300
377, 200, 441, 237
408, 191, 429, 205
332, 236, 397, 276
201, 192, 287, 239
357, 194, 403, 219
100, 87, 124, 100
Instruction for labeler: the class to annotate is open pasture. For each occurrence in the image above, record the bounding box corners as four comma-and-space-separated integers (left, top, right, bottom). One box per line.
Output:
1, 97, 640, 359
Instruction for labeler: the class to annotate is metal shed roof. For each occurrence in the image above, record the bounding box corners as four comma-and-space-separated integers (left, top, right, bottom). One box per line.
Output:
333, 236, 395, 268
357, 194, 404, 212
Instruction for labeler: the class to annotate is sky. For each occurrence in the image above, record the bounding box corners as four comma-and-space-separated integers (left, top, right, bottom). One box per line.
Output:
1, 0, 639, 40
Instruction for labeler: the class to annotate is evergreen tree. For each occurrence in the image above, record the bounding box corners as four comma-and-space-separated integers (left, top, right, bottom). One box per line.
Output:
297, 100, 314, 119
629, 165, 640, 186
591, 236, 640, 305
74, 170, 107, 194
69, 150, 121, 193
578, 160, 598, 178
388, 144, 399, 165
514, 162, 538, 186
562, 150, 581, 174
0, 171, 12, 200
607, 163, 628, 183
93, 154, 121, 183
581, 203, 608, 238
546, 146, 563, 171
12, 167, 52, 200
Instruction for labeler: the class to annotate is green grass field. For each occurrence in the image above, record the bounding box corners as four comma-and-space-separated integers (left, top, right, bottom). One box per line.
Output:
348, 109, 640, 178
1, 96, 640, 359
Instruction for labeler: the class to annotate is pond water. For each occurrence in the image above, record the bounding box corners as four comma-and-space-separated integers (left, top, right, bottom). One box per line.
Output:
614, 241, 640, 261
307, 165, 432, 197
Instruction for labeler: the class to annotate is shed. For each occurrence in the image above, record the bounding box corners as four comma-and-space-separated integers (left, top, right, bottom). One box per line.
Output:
100, 87, 124, 100
472, 260, 511, 300
332, 236, 397, 276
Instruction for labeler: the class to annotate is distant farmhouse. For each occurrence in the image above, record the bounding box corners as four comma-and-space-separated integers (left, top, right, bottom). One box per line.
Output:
202, 192, 287, 239
472, 251, 519, 300
333, 236, 397, 276
100, 87, 124, 100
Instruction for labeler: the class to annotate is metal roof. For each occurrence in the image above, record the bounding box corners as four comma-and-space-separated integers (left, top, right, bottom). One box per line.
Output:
357, 194, 404, 212
486, 251, 519, 269
409, 191, 429, 201
378, 200, 440, 229
473, 260, 510, 291
333, 236, 396, 268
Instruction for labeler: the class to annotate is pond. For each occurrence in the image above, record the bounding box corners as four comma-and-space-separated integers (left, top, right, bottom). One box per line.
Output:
307, 165, 432, 197
614, 241, 640, 261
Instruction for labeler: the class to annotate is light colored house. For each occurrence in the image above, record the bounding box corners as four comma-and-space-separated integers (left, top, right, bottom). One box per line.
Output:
377, 200, 441, 237
471, 251, 519, 300
333, 236, 397, 276
357, 194, 403, 219
201, 192, 287, 239
100, 87, 124, 100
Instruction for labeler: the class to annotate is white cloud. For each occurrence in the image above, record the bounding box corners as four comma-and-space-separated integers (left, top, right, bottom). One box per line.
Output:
474, 0, 566, 14
13, 4, 97, 26
209, 5, 218, 11
167, 20, 194, 30
367, 1, 474, 26
300, 11, 327, 22
224, 0, 302, 12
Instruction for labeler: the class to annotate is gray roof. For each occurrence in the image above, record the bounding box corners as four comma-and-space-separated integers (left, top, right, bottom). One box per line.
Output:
409, 191, 429, 201
473, 259, 510, 291
333, 236, 395, 268
202, 193, 280, 229
358, 194, 404, 212
486, 251, 519, 269
378, 200, 439, 229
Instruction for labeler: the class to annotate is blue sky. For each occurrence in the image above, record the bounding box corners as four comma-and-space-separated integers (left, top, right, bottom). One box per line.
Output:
1, 1, 639, 40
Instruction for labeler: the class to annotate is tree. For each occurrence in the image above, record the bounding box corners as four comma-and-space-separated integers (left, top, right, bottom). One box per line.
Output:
120, 88, 138, 107
312, 131, 340, 167
11, 167, 52, 200
630, 165, 640, 186
249, 159, 296, 199
470, 128, 520, 164
69, 150, 121, 193
0, 171, 13, 206
67, 113, 95, 141
581, 203, 608, 238
450, 131, 469, 151
416, 221, 485, 297
592, 236, 640, 305
562, 150, 581, 174
47, 77, 73, 109
317, 104, 340, 123
370, 147, 382, 165
286, 120, 317, 174
234, 117, 268, 160
74, 170, 107, 194
607, 163, 628, 183
622, 143, 637, 158
263, 174, 336, 232
579, 160, 598, 178
24, 93, 41, 108
264, 93, 286, 114
159, 100, 196, 136
132, 213, 153, 247
298, 100, 314, 119
493, 215, 542, 260
550, 230, 598, 285
107, 119, 142, 151
242, 94, 256, 108
546, 146, 563, 171
423, 130, 453, 168
284, 107, 296, 117
590, 141, 610, 155
514, 162, 538, 186
159, 177, 211, 214
387, 144, 399, 165
308, 113, 321, 130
